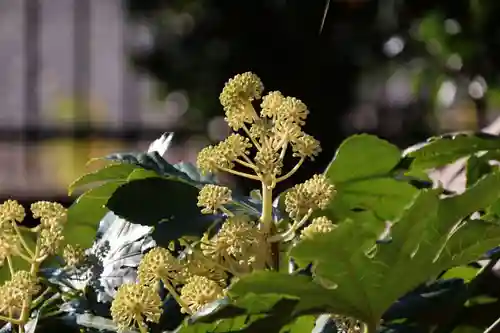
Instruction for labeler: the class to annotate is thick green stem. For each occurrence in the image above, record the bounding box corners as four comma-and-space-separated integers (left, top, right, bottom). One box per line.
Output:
19, 239, 41, 329
261, 184, 280, 270
260, 185, 273, 232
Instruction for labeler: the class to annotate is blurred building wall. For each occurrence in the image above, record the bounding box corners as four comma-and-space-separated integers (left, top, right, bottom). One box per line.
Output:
0, 0, 177, 198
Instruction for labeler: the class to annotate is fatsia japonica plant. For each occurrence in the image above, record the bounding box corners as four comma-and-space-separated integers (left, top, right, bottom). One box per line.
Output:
4, 73, 500, 333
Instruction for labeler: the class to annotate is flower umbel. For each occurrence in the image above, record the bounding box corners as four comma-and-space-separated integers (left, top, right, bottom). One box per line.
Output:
111, 283, 162, 332
197, 184, 232, 215
285, 174, 335, 220
63, 244, 86, 267
138, 247, 184, 286
301, 216, 336, 239
201, 215, 268, 273
0, 200, 25, 225
0, 227, 20, 266
31, 201, 67, 257
180, 275, 226, 313
31, 201, 67, 225
0, 271, 39, 316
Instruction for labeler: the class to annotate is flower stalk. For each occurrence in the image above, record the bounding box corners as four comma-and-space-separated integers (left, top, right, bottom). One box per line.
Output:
114, 72, 337, 332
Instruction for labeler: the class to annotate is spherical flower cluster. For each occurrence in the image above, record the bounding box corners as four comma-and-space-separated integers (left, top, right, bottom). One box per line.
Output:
0, 228, 20, 266
196, 145, 231, 174
197, 72, 323, 188
301, 216, 336, 239
176, 250, 227, 284
248, 119, 272, 141
0, 271, 39, 316
31, 201, 67, 225
278, 96, 309, 126
111, 283, 162, 332
138, 247, 184, 286
39, 223, 64, 257
179, 275, 226, 313
0, 200, 25, 225
197, 185, 232, 215
285, 174, 335, 219
220, 72, 263, 130
254, 138, 282, 183
0, 200, 25, 266
291, 133, 321, 160
201, 215, 267, 272
197, 134, 252, 175
31, 201, 67, 257
63, 244, 86, 267
260, 91, 285, 119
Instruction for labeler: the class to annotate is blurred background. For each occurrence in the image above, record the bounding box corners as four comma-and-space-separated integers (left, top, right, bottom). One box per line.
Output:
1, 0, 500, 214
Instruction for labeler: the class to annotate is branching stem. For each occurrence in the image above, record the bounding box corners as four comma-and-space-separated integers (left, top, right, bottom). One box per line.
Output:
268, 209, 313, 242
219, 167, 260, 181
276, 157, 305, 183
242, 123, 261, 151
162, 279, 192, 315
13, 224, 35, 258
6, 256, 14, 277
235, 158, 258, 171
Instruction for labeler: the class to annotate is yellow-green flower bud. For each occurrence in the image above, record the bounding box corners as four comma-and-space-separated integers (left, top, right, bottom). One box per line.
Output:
111, 283, 162, 332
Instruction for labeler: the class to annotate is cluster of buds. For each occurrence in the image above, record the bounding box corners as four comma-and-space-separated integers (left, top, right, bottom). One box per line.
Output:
0, 199, 73, 329
111, 73, 339, 332
197, 72, 321, 189
0, 271, 39, 316
0, 200, 68, 264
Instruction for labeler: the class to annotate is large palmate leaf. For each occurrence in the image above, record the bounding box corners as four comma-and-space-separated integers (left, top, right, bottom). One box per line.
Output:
105, 177, 217, 245
104, 151, 189, 180
292, 177, 500, 326
105, 176, 276, 246
211, 172, 500, 331
68, 163, 140, 195
405, 133, 500, 170
325, 134, 417, 221
180, 293, 316, 333
65, 182, 123, 248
